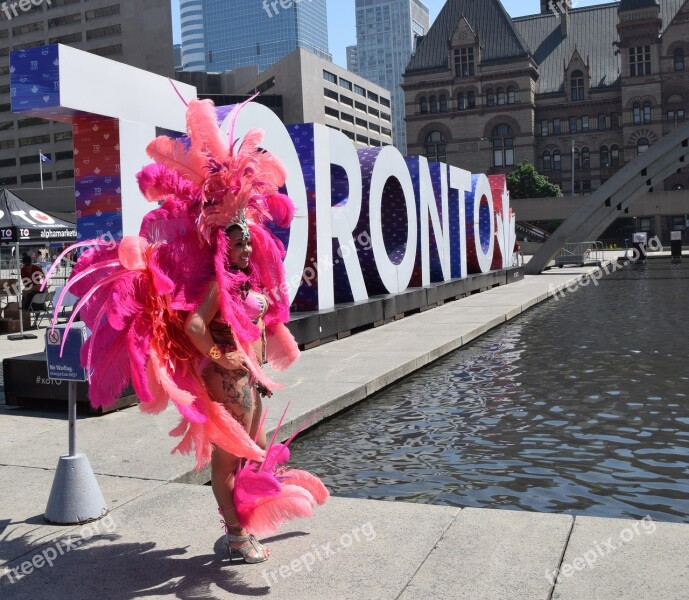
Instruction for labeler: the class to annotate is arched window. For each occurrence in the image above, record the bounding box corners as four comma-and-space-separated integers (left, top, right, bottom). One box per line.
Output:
553, 149, 562, 171
425, 131, 446, 163
507, 87, 516, 104
581, 147, 590, 168
486, 89, 495, 107
430, 95, 438, 113
573, 146, 580, 169
674, 48, 685, 72
419, 96, 428, 114
439, 94, 448, 112
643, 101, 652, 124
457, 92, 466, 110
468, 91, 476, 109
571, 70, 584, 101
497, 87, 506, 106
637, 137, 649, 155
610, 144, 620, 166
600, 145, 609, 167
543, 150, 552, 171
491, 124, 514, 167
633, 103, 641, 125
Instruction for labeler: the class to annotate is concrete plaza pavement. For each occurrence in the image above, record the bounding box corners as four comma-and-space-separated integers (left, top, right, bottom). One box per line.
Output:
1, 256, 688, 599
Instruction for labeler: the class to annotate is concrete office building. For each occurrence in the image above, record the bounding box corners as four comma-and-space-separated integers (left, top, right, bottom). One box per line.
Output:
353, 0, 429, 154
181, 0, 331, 74
0, 0, 174, 191
176, 47, 393, 149
179, 0, 204, 71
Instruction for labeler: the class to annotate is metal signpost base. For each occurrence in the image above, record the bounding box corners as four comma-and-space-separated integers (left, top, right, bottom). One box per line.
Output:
44, 326, 108, 524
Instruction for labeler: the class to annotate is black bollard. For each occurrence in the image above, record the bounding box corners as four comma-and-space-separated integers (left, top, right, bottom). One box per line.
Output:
671, 231, 682, 264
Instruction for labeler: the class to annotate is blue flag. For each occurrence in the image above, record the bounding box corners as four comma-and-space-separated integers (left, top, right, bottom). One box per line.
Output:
39, 152, 51, 164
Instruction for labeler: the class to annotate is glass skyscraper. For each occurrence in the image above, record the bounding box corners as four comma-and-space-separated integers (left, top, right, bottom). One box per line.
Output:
354, 0, 429, 153
180, 0, 206, 71
182, 0, 331, 73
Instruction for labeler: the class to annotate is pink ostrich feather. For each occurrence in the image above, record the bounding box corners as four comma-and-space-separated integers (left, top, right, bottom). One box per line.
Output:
233, 404, 329, 534
187, 98, 229, 160
265, 323, 300, 371
236, 482, 317, 537
145, 136, 206, 187
279, 470, 330, 505
136, 163, 201, 203
82, 323, 132, 410
170, 385, 266, 468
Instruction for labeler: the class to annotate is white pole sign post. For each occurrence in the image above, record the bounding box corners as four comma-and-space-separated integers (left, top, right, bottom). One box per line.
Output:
44, 322, 108, 524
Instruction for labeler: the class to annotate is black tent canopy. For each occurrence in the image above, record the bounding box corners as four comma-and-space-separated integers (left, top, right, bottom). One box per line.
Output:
0, 188, 76, 244
0, 188, 77, 340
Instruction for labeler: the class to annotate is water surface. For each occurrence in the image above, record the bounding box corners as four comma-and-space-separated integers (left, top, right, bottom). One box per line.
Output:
289, 259, 689, 523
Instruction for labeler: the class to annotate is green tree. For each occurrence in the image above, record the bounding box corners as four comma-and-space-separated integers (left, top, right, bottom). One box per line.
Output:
507, 161, 562, 199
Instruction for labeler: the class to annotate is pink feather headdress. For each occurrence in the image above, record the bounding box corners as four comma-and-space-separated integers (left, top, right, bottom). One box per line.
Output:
144, 98, 290, 244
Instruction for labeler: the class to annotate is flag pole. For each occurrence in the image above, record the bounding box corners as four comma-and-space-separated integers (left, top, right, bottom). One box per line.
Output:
39, 148, 44, 190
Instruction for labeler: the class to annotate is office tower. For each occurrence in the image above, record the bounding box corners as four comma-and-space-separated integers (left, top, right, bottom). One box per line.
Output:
176, 47, 393, 149
183, 0, 331, 74
354, 0, 429, 153
0, 0, 173, 191
173, 44, 182, 70
180, 0, 205, 71
346, 45, 358, 74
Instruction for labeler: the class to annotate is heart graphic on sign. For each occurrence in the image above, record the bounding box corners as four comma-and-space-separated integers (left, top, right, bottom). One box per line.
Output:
103, 134, 110, 140
43, 96, 50, 103
74, 148, 79, 155
75, 190, 80, 197
116, 187, 121, 194
94, 168, 101, 174
85, 200, 91, 206
53, 59, 59, 66
93, 125, 99, 132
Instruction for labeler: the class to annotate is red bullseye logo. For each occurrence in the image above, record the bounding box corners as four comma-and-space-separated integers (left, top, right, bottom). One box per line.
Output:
21, 229, 29, 237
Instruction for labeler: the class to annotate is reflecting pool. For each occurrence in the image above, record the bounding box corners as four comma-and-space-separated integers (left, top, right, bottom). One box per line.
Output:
289, 259, 689, 523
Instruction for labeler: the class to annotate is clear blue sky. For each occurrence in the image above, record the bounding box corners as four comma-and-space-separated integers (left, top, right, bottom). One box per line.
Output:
171, 1, 617, 68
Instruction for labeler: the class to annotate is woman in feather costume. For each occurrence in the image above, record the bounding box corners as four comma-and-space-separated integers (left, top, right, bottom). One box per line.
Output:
44, 97, 328, 564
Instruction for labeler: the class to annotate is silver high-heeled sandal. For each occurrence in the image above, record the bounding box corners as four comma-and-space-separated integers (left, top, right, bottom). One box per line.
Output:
225, 531, 269, 564
218, 508, 268, 564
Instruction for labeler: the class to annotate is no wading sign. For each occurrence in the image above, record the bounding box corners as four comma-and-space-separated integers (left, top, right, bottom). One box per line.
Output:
45, 323, 88, 382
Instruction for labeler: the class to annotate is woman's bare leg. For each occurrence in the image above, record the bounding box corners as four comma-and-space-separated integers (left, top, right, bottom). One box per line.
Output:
204, 363, 268, 561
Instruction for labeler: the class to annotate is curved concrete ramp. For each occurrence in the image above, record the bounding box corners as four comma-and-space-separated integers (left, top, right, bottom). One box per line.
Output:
526, 121, 689, 274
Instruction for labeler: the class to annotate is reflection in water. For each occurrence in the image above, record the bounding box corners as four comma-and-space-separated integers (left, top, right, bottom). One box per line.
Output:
289, 259, 689, 523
